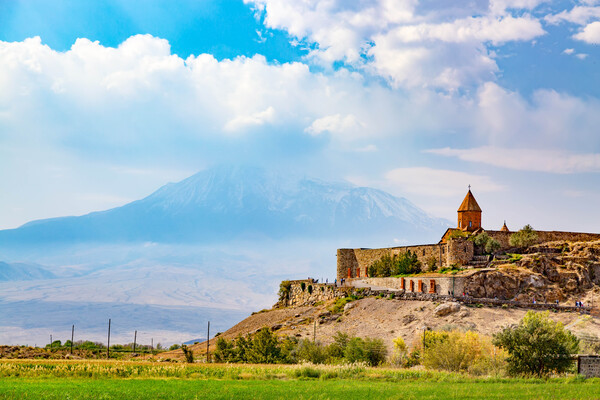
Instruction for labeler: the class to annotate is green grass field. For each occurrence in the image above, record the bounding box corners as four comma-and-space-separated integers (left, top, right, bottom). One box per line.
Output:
1, 360, 599, 399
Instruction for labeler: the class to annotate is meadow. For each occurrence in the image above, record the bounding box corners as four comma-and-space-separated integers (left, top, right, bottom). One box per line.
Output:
1, 360, 600, 399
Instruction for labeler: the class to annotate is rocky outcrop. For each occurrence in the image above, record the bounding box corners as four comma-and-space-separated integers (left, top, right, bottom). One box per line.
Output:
434, 302, 461, 316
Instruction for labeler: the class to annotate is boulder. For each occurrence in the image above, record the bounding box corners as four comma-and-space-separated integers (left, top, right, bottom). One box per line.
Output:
434, 302, 461, 317
343, 302, 355, 312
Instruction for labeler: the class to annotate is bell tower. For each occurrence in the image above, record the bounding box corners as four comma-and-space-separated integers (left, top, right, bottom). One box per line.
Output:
457, 186, 482, 232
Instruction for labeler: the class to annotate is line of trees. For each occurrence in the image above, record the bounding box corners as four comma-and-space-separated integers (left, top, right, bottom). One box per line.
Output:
214, 329, 387, 366
213, 311, 581, 377
367, 251, 422, 277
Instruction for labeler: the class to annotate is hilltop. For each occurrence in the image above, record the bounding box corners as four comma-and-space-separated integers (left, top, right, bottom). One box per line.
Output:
162, 239, 600, 361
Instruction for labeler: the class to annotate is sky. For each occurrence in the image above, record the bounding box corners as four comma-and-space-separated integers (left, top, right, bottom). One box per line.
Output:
1, 0, 600, 233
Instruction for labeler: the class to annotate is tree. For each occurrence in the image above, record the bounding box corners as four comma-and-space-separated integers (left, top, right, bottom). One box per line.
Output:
344, 337, 387, 366
472, 232, 501, 255
181, 344, 194, 363
246, 328, 282, 364
493, 311, 579, 376
509, 224, 538, 248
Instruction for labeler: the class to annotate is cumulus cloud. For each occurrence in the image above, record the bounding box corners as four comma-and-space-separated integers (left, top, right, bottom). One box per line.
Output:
245, 0, 546, 89
574, 21, 600, 43
305, 114, 363, 137
545, 6, 600, 25
224, 106, 276, 132
427, 147, 600, 173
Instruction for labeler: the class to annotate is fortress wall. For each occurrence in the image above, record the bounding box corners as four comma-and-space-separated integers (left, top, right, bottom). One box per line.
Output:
337, 244, 446, 280
280, 280, 357, 307
446, 238, 474, 266
355, 276, 466, 296
486, 230, 600, 249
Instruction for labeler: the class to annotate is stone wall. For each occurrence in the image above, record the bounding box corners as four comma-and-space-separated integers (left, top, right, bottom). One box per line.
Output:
578, 356, 600, 378
446, 238, 474, 266
279, 280, 351, 307
355, 276, 466, 296
486, 230, 600, 250
337, 244, 446, 280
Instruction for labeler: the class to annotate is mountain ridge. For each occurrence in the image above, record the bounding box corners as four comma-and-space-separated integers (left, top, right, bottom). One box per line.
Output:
0, 166, 450, 245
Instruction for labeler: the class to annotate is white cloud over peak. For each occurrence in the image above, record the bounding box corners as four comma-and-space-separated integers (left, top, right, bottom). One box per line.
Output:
305, 114, 363, 137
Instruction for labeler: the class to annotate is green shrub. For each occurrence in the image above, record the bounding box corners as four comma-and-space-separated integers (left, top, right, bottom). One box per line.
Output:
449, 230, 467, 239
344, 337, 387, 366
293, 340, 328, 364
493, 311, 579, 377
300, 282, 306, 291
307, 285, 313, 294
509, 225, 538, 248
181, 345, 194, 363
278, 281, 292, 303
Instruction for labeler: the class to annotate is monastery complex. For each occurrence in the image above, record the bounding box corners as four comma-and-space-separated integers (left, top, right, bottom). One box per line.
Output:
336, 189, 600, 282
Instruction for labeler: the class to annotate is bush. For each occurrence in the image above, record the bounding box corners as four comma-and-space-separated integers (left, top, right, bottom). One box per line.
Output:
300, 282, 306, 291
278, 281, 292, 303
344, 337, 387, 366
449, 230, 467, 239
509, 224, 538, 248
181, 344, 194, 363
168, 344, 181, 351
493, 311, 579, 376
294, 340, 328, 364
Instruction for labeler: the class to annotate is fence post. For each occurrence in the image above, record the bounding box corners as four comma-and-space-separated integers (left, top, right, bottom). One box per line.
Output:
133, 330, 137, 355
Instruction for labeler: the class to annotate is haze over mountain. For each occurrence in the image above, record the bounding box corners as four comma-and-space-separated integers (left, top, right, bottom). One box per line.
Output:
0, 166, 449, 245
0, 166, 450, 346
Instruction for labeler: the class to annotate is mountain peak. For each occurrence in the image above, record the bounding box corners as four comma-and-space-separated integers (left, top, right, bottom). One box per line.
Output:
0, 166, 450, 244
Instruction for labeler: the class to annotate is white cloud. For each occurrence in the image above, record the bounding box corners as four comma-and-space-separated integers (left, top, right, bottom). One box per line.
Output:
545, 6, 600, 25
574, 21, 600, 44
387, 16, 543, 45
576, 53, 589, 59
305, 114, 363, 137
245, 0, 546, 90
224, 106, 276, 132
473, 82, 600, 148
384, 167, 504, 197
427, 147, 600, 174
563, 48, 575, 54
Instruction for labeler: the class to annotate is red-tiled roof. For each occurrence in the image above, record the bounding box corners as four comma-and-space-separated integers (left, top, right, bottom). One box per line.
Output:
457, 190, 482, 212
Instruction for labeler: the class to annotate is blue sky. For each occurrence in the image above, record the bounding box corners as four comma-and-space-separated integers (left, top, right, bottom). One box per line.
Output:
1, 0, 599, 232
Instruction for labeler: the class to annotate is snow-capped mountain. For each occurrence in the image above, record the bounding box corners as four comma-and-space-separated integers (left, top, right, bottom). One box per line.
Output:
0, 166, 449, 244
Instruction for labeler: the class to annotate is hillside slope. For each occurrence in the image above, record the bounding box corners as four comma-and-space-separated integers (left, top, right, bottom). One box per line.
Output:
161, 294, 600, 360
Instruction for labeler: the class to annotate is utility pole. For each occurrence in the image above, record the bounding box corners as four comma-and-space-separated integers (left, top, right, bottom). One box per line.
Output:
50, 334, 52, 351
206, 321, 210, 363
133, 330, 137, 355
151, 338, 154, 351
107, 319, 111, 360
71, 325, 74, 354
